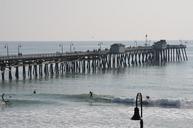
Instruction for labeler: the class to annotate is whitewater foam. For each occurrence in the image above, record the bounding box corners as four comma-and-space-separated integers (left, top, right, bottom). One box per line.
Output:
2, 93, 193, 109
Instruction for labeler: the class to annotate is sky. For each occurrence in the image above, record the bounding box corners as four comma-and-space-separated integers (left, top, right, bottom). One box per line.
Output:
0, 0, 193, 41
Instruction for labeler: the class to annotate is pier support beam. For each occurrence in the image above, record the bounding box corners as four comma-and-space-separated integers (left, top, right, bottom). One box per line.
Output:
33, 65, 38, 78
87, 60, 91, 72
1, 68, 5, 81
44, 64, 49, 77
50, 63, 54, 76
39, 64, 43, 77
28, 65, 32, 79
9, 66, 12, 80
184, 48, 188, 60
82, 60, 85, 73
55, 63, 59, 76
112, 55, 115, 68
131, 53, 134, 65
15, 66, 19, 80
23, 65, 26, 79
127, 53, 130, 66
60, 63, 64, 74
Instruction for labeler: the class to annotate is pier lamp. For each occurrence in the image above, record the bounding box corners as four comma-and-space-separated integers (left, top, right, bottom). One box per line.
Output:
145, 34, 148, 46
4, 44, 9, 56
131, 93, 143, 128
18, 44, 22, 56
59, 44, 64, 53
70, 43, 74, 52
134, 41, 137, 47
98, 42, 103, 50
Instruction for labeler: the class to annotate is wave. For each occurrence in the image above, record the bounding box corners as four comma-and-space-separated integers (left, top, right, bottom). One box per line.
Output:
2, 93, 193, 108
111, 97, 182, 108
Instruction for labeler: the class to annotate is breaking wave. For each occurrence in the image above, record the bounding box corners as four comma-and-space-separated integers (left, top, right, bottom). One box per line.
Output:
1, 93, 193, 108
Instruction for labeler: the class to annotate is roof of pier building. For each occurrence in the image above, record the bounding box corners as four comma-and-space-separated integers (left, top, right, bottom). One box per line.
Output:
152, 40, 167, 50
110, 43, 125, 54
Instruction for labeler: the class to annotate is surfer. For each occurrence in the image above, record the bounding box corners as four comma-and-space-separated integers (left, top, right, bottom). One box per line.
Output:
146, 96, 150, 99
143, 96, 151, 106
89, 91, 93, 98
89, 91, 94, 106
1, 93, 9, 104
33, 89, 36, 94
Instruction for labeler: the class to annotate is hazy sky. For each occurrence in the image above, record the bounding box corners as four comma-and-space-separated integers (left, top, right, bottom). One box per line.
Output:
0, 0, 193, 41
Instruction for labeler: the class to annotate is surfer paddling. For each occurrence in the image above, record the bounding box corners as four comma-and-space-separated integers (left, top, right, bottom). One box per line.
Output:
143, 96, 151, 105
33, 89, 37, 94
146, 96, 150, 99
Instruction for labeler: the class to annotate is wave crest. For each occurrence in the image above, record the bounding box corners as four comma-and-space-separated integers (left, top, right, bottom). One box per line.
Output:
2, 93, 193, 108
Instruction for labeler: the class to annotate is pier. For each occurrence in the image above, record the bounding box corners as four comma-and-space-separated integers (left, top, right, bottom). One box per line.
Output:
0, 40, 187, 81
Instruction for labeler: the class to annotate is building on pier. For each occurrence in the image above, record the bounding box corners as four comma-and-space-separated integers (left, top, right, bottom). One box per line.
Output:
110, 43, 125, 54
152, 40, 167, 49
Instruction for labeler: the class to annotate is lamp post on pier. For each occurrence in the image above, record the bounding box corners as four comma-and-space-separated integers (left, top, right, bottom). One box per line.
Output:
131, 92, 143, 128
98, 42, 103, 51
18, 44, 22, 56
70, 42, 74, 52
4, 44, 9, 56
134, 41, 137, 47
73, 45, 76, 51
145, 34, 148, 46
59, 44, 64, 53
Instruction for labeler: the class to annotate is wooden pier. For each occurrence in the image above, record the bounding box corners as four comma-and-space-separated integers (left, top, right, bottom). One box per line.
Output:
0, 40, 188, 81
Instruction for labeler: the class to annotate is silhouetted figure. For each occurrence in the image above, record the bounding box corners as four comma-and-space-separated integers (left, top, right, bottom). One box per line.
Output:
146, 96, 150, 99
143, 96, 151, 106
89, 91, 93, 98
1, 93, 9, 104
33, 90, 36, 94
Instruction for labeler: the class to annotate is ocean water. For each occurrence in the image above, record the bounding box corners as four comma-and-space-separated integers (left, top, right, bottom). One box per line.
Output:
0, 41, 193, 128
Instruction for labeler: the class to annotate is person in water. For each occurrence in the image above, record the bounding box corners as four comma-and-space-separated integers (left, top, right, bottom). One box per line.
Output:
143, 96, 151, 106
1, 93, 9, 104
89, 91, 93, 98
33, 89, 36, 94
146, 96, 150, 99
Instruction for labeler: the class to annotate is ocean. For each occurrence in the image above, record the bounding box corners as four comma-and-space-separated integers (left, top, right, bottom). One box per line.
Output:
0, 41, 193, 128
